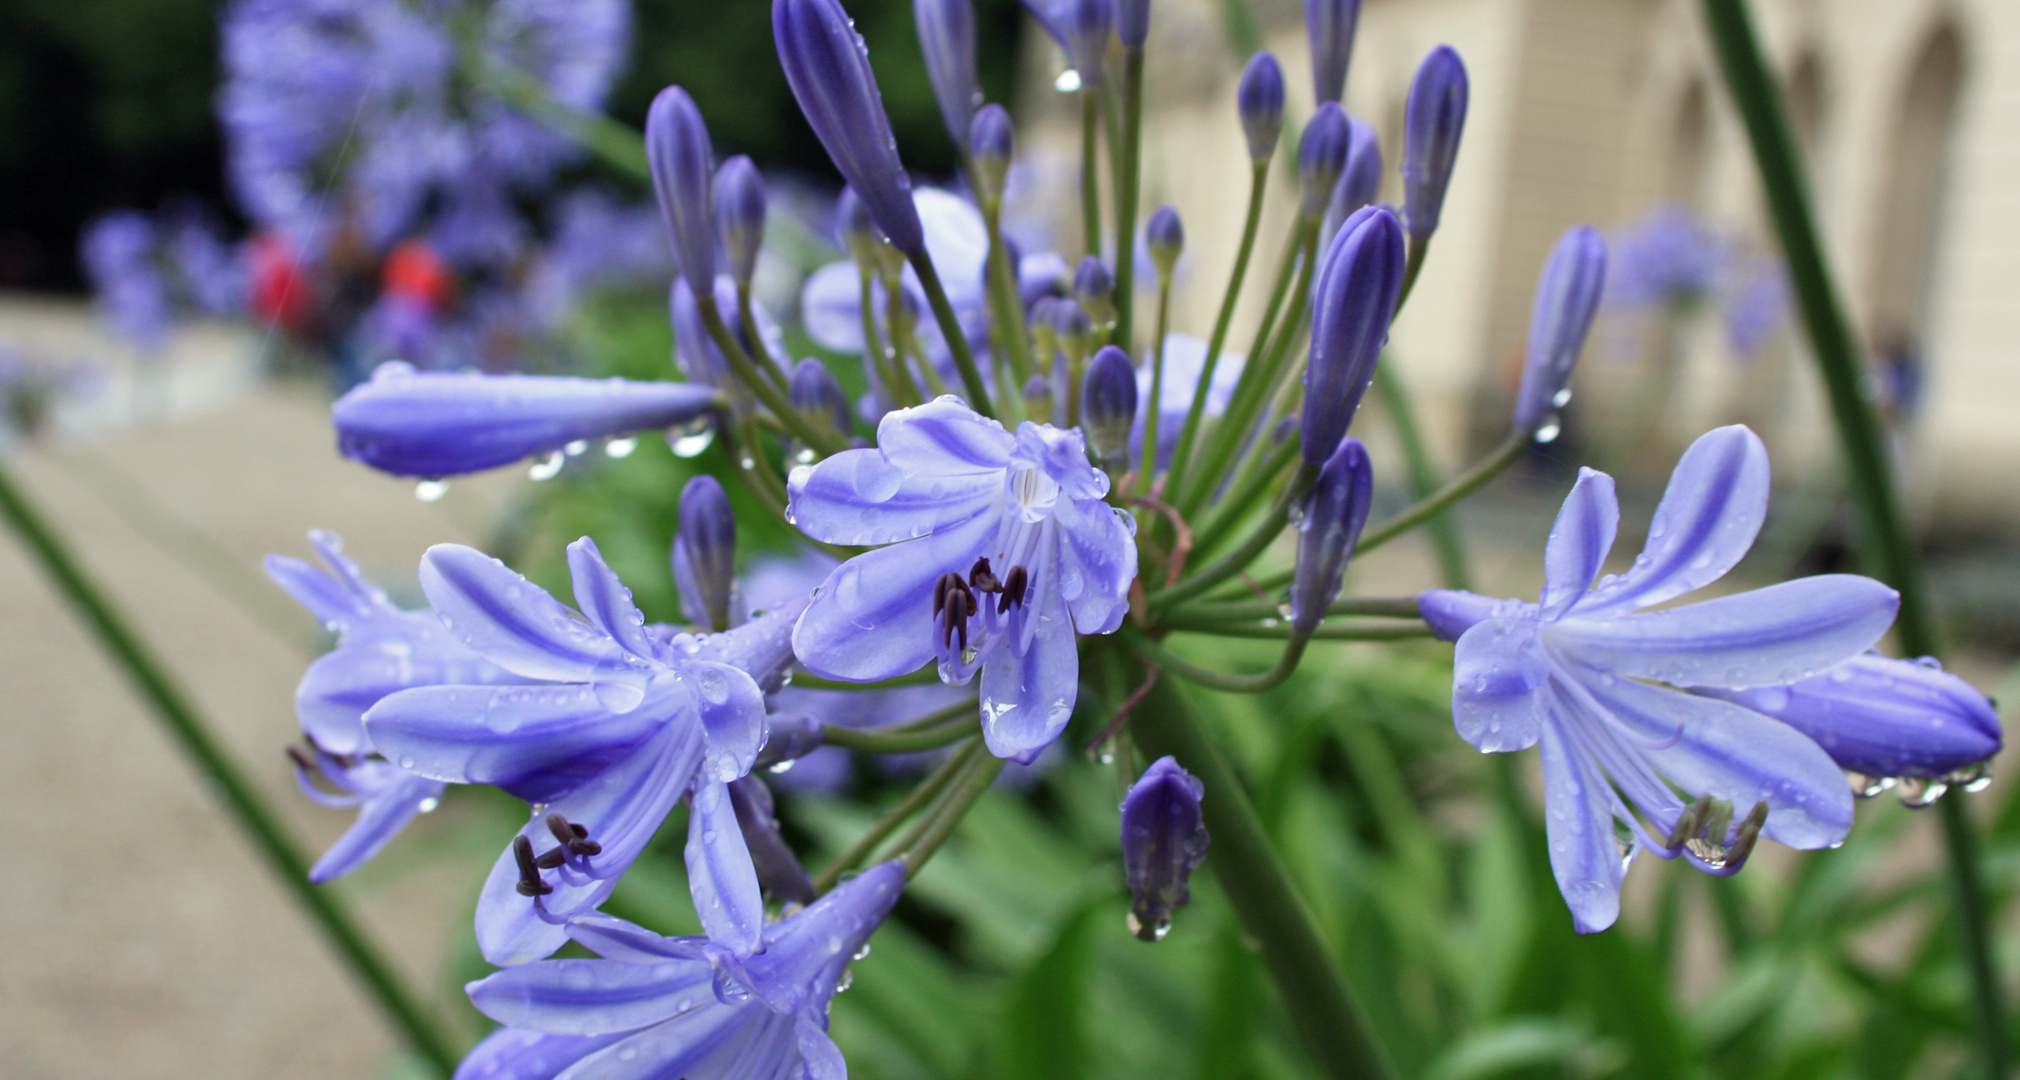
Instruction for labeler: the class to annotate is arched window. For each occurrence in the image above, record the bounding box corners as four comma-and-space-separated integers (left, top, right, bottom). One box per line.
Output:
1866, 22, 1965, 421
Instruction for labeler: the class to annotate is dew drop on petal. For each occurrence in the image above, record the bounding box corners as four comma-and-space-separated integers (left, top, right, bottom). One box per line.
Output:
414, 480, 448, 502
1534, 421, 1562, 444
529, 452, 565, 481
604, 436, 637, 458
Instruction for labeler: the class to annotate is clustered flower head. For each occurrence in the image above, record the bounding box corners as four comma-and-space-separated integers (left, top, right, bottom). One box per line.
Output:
249, 0, 2002, 1074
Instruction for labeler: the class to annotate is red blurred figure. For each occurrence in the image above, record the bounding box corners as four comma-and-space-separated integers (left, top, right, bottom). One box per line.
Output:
381, 239, 452, 311
247, 233, 313, 333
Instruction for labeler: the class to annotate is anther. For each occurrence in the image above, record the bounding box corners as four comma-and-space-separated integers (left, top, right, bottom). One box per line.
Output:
513, 835, 553, 896
286, 745, 317, 773
1726, 801, 1769, 866
968, 557, 1001, 593
547, 812, 601, 856
535, 847, 568, 870
1665, 794, 1711, 850
999, 565, 1029, 614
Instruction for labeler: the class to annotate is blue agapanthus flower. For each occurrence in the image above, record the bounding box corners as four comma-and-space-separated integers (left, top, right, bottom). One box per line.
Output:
459, 860, 906, 1080
1419, 425, 1899, 933
267, 530, 528, 881
363, 537, 803, 965
787, 397, 1137, 763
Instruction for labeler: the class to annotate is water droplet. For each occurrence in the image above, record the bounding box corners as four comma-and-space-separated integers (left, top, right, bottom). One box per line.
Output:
604, 436, 637, 458
793, 445, 817, 465
564, 439, 589, 456
1260, 617, 1279, 629
416, 797, 440, 813
768, 759, 797, 775
1054, 69, 1082, 93
414, 480, 448, 502
398, 755, 415, 769
1551, 387, 1573, 408
1097, 750, 1114, 765
529, 452, 565, 481
853, 943, 872, 961
1534, 421, 1561, 444
669, 417, 716, 458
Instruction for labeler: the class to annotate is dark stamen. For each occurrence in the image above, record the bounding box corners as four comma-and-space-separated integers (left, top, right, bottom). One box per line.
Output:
934, 573, 955, 616
513, 835, 553, 896
547, 813, 601, 856
286, 745, 317, 772
535, 847, 569, 870
968, 557, 1001, 593
999, 565, 1029, 614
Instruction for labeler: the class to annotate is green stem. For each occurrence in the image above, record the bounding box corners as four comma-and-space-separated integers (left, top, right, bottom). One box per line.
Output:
1150, 463, 1316, 609
813, 737, 980, 893
822, 715, 980, 754
1373, 366, 1471, 589
0, 461, 462, 1076
908, 252, 995, 415
860, 270, 918, 408
1124, 666, 1394, 1080
1138, 280, 1173, 494
1173, 595, 1424, 623
1397, 236, 1430, 312
475, 60, 650, 183
1700, 1, 1995, 1073
982, 204, 1036, 388
899, 747, 1006, 877
1191, 428, 1301, 558
1124, 625, 1307, 692
1168, 620, 1433, 642
735, 282, 790, 391
1112, 47, 1146, 349
790, 669, 943, 691
1169, 163, 1270, 491
696, 295, 844, 458
1080, 90, 1104, 258
1357, 430, 1527, 555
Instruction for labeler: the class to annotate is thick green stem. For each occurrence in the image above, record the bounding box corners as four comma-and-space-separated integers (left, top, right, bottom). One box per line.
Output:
1700, 1, 1995, 1072
1124, 625, 1307, 692
1169, 163, 1270, 491
898, 746, 1005, 877
1112, 47, 1146, 348
1373, 367, 1470, 589
1080, 90, 1104, 258
1139, 280, 1173, 494
813, 737, 980, 893
0, 461, 462, 1076
908, 252, 995, 415
1173, 595, 1424, 624
1357, 430, 1527, 555
1125, 668, 1394, 1080
822, 715, 980, 754
735, 283, 790, 392
1168, 620, 1433, 642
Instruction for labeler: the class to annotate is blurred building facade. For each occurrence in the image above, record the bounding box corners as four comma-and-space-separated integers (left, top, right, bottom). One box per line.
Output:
1017, 0, 2016, 530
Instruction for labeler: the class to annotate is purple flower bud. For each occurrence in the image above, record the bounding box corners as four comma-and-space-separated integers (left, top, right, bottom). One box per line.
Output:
754, 712, 825, 770
1337, 115, 1382, 214
1082, 344, 1138, 470
715, 156, 768, 288
674, 474, 738, 631
1023, 372, 1057, 420
1120, 755, 1208, 941
774, 0, 926, 257
835, 186, 884, 265
333, 364, 717, 479
1291, 437, 1373, 636
1298, 103, 1351, 219
1115, 0, 1149, 48
1029, 295, 1062, 361
1512, 225, 1606, 433
726, 774, 817, 905
969, 104, 1015, 202
1697, 656, 2002, 782
916, 0, 981, 151
1237, 52, 1286, 163
1065, 0, 1113, 86
1305, 0, 1361, 105
1073, 255, 1114, 321
646, 86, 718, 287
1145, 205, 1184, 279
1301, 206, 1404, 465
1053, 297, 1094, 363
790, 357, 852, 436
1403, 45, 1468, 243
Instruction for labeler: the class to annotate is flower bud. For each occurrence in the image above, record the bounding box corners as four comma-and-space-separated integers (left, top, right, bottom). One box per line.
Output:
715, 156, 768, 289
674, 474, 738, 631
1082, 344, 1138, 471
333, 364, 717, 478
1053, 297, 1093, 366
1337, 115, 1382, 215
915, 0, 981, 151
646, 86, 718, 287
1237, 52, 1286, 163
1116, 0, 1150, 48
1073, 255, 1114, 324
774, 0, 926, 257
754, 711, 825, 770
1305, 0, 1361, 105
1402, 45, 1468, 244
1290, 437, 1373, 636
1023, 372, 1057, 421
726, 774, 817, 905
790, 357, 852, 439
1301, 206, 1404, 465
1145, 205, 1184, 280
1029, 295, 1062, 364
1120, 755, 1208, 941
835, 187, 884, 267
969, 104, 1015, 203
1064, 0, 1113, 87
1697, 656, 2003, 782
1512, 225, 1606, 433
1298, 103, 1350, 220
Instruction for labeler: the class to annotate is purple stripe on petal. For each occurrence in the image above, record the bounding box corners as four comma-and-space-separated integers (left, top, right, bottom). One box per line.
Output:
567, 914, 713, 964
568, 536, 660, 660
1051, 490, 1138, 635
451, 1027, 627, 1080
1539, 468, 1618, 620
874, 396, 1018, 473
1550, 574, 1898, 689
787, 448, 1003, 546
420, 544, 636, 684
467, 954, 716, 1034
1579, 425, 1769, 616
790, 511, 997, 681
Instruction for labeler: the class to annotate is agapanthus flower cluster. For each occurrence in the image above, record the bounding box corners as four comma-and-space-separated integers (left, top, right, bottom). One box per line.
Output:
1603, 203, 1794, 360
260, 0, 2000, 1074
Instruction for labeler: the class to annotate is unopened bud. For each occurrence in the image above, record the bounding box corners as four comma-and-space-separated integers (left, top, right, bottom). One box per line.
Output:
1301, 206, 1404, 465
1145, 205, 1184, 280
1237, 52, 1285, 163
1073, 256, 1114, 325
1403, 45, 1468, 244
790, 357, 852, 439
1512, 225, 1606, 433
969, 104, 1014, 203
1298, 103, 1350, 220
1120, 756, 1208, 941
673, 475, 738, 631
1081, 344, 1138, 471
715, 155, 767, 289
1289, 436, 1373, 636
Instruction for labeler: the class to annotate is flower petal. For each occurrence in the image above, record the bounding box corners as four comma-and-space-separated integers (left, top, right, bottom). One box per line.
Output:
797, 1015, 848, 1080
419, 544, 637, 684
1539, 468, 1618, 620
568, 537, 659, 661
685, 780, 764, 958
873, 396, 1016, 474
556, 1004, 770, 1080
689, 661, 767, 784
1052, 493, 1137, 636
307, 770, 445, 883
1549, 575, 1898, 689
294, 615, 524, 755
742, 861, 906, 1013
1538, 717, 1625, 934
791, 511, 997, 681
365, 679, 679, 804
799, 260, 867, 354
1579, 425, 1769, 615
1581, 674, 1853, 850
466, 955, 717, 1035
1451, 617, 1547, 753
567, 914, 712, 964
979, 564, 1079, 763
786, 447, 1001, 546
451, 1027, 625, 1080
